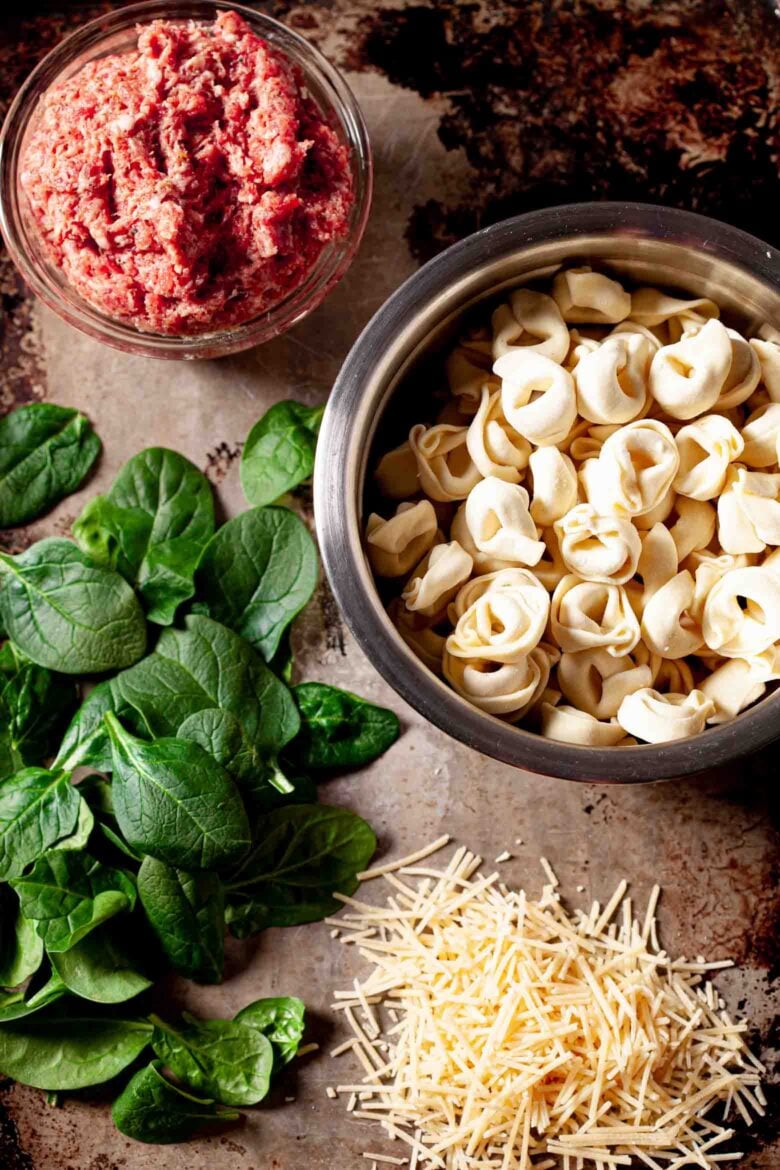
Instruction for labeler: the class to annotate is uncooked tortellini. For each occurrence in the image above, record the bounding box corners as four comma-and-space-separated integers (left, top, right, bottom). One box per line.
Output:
446, 569, 549, 663
673, 414, 744, 501
555, 504, 641, 584
649, 319, 732, 420
552, 267, 631, 325
550, 576, 640, 656
585, 419, 679, 517
702, 566, 780, 658
617, 688, 715, 743
495, 351, 577, 447
443, 644, 550, 719
409, 423, 482, 501
717, 467, 780, 555
574, 333, 651, 424
464, 477, 545, 566
366, 500, 438, 577
402, 541, 473, 618
466, 385, 531, 482
368, 268, 780, 746
491, 289, 569, 363
528, 447, 578, 526
540, 704, 628, 746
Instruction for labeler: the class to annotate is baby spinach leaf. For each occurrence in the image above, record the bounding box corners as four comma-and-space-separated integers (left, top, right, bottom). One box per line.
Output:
49, 929, 152, 1004
290, 683, 400, 769
12, 849, 136, 953
55, 796, 94, 852
0, 643, 77, 781
137, 857, 224, 985
73, 448, 215, 626
0, 972, 68, 1022
112, 1061, 239, 1144
0, 1007, 152, 1089
55, 616, 299, 794
193, 507, 318, 662
0, 768, 81, 880
0, 891, 43, 989
234, 996, 305, 1068
0, 403, 100, 528
240, 401, 324, 507
105, 714, 250, 872
0, 540, 147, 675
225, 804, 376, 936
151, 1012, 273, 1106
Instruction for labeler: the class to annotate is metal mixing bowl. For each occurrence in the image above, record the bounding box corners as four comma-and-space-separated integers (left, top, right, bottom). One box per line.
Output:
314, 203, 780, 782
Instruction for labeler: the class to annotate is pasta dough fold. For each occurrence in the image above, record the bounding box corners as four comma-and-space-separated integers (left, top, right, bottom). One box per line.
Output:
702, 566, 780, 658
366, 500, 438, 577
617, 688, 715, 742
554, 504, 641, 584
491, 289, 569, 363
550, 575, 640, 656
466, 385, 531, 482
495, 351, 577, 447
649, 319, 732, 419
464, 477, 546, 566
552, 267, 631, 324
528, 447, 578, 525
673, 414, 744, 500
574, 333, 651, 423
402, 541, 473, 618
409, 423, 482, 502
717, 467, 780, 555
540, 704, 627, 746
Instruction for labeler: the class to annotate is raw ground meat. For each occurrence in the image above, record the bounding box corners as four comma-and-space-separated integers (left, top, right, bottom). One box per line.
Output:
20, 10, 354, 335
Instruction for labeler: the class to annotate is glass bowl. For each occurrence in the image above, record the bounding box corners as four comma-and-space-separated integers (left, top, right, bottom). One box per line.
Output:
0, 0, 372, 360
315, 202, 780, 783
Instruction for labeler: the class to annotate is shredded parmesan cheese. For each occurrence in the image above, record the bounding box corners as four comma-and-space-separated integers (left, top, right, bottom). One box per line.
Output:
328, 839, 762, 1170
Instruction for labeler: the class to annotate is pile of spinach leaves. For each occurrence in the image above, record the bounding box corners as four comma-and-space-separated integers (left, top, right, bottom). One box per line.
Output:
0, 399, 398, 1143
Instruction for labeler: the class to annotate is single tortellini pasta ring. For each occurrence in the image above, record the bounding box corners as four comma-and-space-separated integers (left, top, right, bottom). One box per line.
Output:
464, 476, 546, 567
616, 688, 715, 743
540, 703, 628, 746
699, 657, 775, 725
409, 422, 483, 502
550, 575, 641, 657
445, 572, 550, 664
649, 318, 732, 420
447, 566, 548, 625
401, 540, 474, 619
741, 402, 780, 467
673, 413, 744, 501
717, 466, 780, 556
630, 287, 719, 328
574, 333, 652, 424
366, 500, 438, 577
491, 288, 569, 364
466, 385, 532, 483
495, 350, 577, 447
451, 502, 518, 575
750, 337, 780, 401
716, 328, 761, 411
443, 645, 549, 720
554, 503, 641, 584
552, 266, 632, 325
640, 569, 705, 659
557, 647, 654, 719
667, 495, 716, 561
528, 447, 578, 526
592, 419, 680, 518
702, 565, 780, 658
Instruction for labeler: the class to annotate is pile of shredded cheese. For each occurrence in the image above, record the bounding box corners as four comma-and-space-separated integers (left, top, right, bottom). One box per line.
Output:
326, 837, 765, 1170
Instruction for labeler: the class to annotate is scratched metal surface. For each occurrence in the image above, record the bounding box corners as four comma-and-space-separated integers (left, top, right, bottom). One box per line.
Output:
0, 2, 779, 1168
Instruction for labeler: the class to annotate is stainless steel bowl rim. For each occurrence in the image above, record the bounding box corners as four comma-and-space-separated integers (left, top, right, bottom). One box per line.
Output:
315, 202, 780, 782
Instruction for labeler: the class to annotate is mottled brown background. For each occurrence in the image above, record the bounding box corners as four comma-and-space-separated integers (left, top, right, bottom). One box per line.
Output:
0, 2, 779, 1168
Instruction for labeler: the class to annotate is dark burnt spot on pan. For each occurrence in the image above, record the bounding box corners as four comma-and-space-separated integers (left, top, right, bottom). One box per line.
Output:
356, 1, 780, 263
0, 1083, 34, 1170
